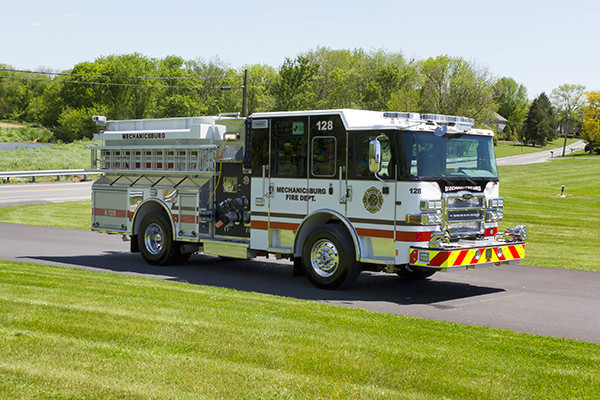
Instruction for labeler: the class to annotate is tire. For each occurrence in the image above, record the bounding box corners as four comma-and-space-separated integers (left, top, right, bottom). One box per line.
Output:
396, 265, 437, 279
138, 213, 188, 266
302, 224, 361, 290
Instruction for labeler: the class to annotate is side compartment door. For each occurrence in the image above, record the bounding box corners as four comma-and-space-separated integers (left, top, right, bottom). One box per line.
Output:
174, 191, 200, 242
92, 185, 129, 233
249, 119, 270, 251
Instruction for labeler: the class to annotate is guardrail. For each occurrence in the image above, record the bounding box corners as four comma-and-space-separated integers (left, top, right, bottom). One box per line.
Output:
0, 169, 101, 183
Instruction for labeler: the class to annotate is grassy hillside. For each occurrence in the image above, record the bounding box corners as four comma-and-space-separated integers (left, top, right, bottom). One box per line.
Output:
0, 121, 54, 143
0, 140, 96, 172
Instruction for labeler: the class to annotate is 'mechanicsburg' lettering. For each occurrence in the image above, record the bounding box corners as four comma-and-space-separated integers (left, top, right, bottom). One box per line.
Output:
276, 186, 326, 195
276, 186, 327, 202
122, 132, 166, 140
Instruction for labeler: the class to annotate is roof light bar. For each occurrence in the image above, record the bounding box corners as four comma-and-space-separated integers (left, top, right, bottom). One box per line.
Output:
383, 111, 475, 131
383, 112, 421, 119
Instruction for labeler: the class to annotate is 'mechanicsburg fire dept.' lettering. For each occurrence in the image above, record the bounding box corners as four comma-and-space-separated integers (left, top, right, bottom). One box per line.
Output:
276, 186, 326, 202
122, 132, 166, 140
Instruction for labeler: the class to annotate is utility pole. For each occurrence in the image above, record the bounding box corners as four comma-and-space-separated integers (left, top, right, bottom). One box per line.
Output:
242, 69, 248, 117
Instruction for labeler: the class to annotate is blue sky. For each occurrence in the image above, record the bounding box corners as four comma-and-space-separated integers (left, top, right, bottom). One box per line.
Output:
2, 0, 599, 98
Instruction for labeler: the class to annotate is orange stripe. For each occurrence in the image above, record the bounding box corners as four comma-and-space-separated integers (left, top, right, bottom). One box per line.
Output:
251, 220, 269, 230
270, 221, 299, 231
395, 231, 433, 242
355, 228, 394, 239
180, 215, 197, 224
93, 208, 127, 218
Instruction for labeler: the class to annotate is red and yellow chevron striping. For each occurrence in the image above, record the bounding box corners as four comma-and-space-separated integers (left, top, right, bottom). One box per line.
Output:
409, 244, 525, 268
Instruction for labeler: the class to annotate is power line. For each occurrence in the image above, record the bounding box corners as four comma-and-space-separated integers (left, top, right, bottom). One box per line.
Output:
0, 67, 250, 115
0, 75, 244, 90
0, 68, 243, 81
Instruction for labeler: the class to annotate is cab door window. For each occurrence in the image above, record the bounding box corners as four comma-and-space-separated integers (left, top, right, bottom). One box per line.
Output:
349, 131, 394, 180
311, 136, 336, 177
272, 119, 307, 177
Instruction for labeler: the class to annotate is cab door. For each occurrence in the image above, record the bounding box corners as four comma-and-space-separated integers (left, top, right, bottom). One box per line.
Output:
307, 114, 348, 216
266, 116, 309, 251
345, 131, 397, 263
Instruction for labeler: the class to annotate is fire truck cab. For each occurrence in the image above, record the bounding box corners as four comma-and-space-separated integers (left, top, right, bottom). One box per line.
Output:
90, 109, 526, 289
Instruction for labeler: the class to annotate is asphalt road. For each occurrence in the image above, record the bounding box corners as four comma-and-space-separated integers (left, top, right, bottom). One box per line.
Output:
496, 140, 586, 166
1, 221, 599, 343
0, 181, 92, 208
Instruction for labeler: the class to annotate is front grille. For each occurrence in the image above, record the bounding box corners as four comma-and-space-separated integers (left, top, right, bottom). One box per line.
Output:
447, 209, 485, 221
446, 196, 485, 209
443, 192, 486, 238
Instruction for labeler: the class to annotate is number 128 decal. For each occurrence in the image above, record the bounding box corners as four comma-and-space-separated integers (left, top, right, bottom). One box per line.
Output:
315, 120, 334, 131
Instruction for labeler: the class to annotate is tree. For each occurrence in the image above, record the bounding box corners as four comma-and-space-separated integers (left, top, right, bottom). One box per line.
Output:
187, 56, 242, 115
303, 47, 417, 111
523, 93, 556, 146
56, 106, 105, 142
493, 77, 529, 140
0, 66, 49, 121
580, 91, 600, 153
550, 84, 586, 137
243, 64, 277, 114
272, 56, 318, 111
418, 56, 496, 125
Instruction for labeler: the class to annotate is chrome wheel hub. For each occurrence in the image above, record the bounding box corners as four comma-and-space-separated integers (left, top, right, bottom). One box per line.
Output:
310, 239, 339, 278
144, 223, 164, 255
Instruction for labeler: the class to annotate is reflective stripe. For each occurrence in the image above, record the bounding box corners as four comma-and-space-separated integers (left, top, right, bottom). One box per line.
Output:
409, 244, 525, 267
93, 208, 128, 218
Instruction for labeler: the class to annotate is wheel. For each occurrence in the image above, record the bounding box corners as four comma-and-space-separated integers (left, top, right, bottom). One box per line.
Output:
302, 224, 361, 290
138, 213, 188, 266
396, 265, 437, 279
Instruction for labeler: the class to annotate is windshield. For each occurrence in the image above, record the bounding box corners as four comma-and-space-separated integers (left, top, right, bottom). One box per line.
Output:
398, 131, 498, 181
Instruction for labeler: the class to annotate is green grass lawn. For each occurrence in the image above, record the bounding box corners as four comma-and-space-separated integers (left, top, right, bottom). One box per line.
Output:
0, 260, 598, 400
498, 155, 600, 271
0, 200, 91, 230
494, 137, 580, 158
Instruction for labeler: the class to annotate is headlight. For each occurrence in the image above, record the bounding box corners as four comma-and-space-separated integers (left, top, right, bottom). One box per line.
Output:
406, 212, 443, 225
420, 199, 443, 211
488, 198, 504, 208
486, 209, 504, 222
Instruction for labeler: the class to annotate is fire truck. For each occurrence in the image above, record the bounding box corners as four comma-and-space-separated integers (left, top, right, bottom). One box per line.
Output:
90, 110, 526, 289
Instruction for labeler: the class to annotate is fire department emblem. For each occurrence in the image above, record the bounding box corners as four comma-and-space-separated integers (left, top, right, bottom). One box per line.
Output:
362, 187, 383, 214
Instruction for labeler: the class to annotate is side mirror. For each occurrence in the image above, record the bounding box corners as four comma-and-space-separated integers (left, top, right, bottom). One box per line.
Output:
368, 139, 381, 173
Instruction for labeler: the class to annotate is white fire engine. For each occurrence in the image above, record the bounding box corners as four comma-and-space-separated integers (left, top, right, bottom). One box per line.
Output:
90, 110, 526, 289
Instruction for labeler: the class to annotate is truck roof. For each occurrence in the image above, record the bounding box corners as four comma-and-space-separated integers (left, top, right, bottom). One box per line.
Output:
250, 109, 493, 136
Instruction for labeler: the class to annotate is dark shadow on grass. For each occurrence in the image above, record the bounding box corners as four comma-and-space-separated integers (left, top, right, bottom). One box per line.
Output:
24, 252, 504, 307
